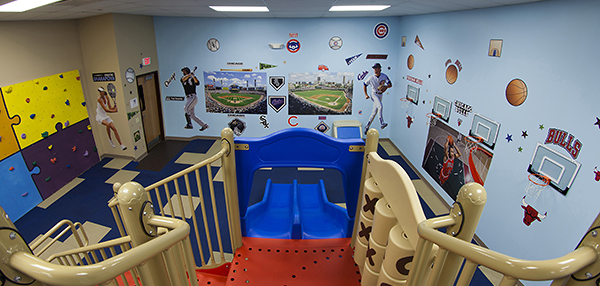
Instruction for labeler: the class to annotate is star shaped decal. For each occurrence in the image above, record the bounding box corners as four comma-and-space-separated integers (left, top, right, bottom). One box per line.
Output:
506, 134, 513, 143
134, 145, 138, 151
518, 146, 523, 152
539, 124, 544, 130
595, 117, 600, 129
521, 130, 528, 139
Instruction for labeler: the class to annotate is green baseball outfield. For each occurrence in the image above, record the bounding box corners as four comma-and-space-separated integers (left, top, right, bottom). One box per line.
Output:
292, 89, 348, 111
209, 92, 263, 107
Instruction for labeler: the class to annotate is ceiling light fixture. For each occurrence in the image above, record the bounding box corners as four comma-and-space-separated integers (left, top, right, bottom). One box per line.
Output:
329, 5, 391, 12
0, 0, 62, 12
209, 6, 269, 12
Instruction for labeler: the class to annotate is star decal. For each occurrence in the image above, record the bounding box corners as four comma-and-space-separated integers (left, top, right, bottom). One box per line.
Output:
539, 124, 544, 130
139, 63, 143, 69
506, 134, 513, 143
595, 117, 600, 129
407, 115, 413, 128
518, 146, 523, 152
134, 145, 138, 151
521, 130, 528, 139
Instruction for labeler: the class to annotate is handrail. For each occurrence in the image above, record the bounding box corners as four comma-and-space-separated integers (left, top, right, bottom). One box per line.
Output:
46, 236, 132, 262
9, 216, 189, 286
30, 219, 89, 257
145, 145, 228, 191
417, 216, 599, 281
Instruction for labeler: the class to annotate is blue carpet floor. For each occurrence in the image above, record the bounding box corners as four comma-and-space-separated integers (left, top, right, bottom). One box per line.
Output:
14, 138, 494, 286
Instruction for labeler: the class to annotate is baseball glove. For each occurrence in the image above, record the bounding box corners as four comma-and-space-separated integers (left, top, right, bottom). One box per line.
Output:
377, 83, 387, 93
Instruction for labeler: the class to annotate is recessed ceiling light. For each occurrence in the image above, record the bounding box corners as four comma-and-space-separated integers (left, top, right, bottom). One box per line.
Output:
0, 0, 62, 12
209, 6, 269, 12
329, 5, 391, 12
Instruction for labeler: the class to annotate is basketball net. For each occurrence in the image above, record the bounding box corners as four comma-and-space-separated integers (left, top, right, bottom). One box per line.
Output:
525, 173, 550, 199
400, 97, 412, 109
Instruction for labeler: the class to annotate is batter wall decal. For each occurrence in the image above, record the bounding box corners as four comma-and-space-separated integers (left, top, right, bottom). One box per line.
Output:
363, 63, 392, 134
181, 67, 209, 131
288, 72, 353, 115
204, 71, 267, 114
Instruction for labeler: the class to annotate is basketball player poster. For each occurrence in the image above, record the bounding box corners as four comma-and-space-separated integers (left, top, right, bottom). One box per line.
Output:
422, 118, 494, 200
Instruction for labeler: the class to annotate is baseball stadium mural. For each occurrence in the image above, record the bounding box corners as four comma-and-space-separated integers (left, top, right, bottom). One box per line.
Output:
203, 71, 268, 114
288, 72, 353, 115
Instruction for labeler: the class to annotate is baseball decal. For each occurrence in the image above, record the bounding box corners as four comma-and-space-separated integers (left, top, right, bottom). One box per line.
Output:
374, 22, 389, 39
329, 36, 343, 50
287, 39, 300, 53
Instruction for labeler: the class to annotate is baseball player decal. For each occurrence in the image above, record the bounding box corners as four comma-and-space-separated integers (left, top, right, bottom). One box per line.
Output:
363, 63, 392, 134
181, 66, 209, 131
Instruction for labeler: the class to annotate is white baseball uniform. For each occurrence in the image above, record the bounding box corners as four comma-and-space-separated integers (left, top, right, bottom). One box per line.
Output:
364, 73, 391, 130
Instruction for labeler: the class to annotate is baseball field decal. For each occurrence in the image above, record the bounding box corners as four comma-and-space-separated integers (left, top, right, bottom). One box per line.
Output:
288, 72, 353, 115
204, 71, 267, 114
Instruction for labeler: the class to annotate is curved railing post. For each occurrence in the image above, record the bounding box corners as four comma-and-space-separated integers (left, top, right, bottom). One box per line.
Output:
434, 182, 487, 286
116, 181, 170, 286
221, 127, 243, 250
351, 128, 379, 248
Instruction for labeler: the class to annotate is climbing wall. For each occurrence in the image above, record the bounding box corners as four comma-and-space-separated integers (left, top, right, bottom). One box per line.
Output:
0, 70, 98, 219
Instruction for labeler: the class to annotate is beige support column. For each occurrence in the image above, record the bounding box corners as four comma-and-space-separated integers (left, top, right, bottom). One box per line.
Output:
116, 182, 170, 286
221, 127, 243, 251
435, 182, 487, 286
352, 128, 379, 248
0, 207, 45, 286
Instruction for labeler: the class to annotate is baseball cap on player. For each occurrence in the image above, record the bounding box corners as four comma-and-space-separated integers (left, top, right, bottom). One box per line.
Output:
97, 87, 105, 92
181, 67, 191, 73
372, 63, 382, 69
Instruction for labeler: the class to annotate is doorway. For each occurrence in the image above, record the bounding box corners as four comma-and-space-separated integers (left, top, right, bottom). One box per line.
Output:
136, 71, 164, 151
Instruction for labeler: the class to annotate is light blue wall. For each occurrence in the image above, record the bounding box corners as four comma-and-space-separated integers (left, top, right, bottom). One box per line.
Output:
154, 1, 600, 282
154, 17, 400, 138
391, 0, 600, 269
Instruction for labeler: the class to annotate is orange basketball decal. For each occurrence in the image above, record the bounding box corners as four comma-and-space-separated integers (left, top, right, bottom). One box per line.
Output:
506, 79, 528, 106
445, 65, 458, 85
407, 54, 414, 70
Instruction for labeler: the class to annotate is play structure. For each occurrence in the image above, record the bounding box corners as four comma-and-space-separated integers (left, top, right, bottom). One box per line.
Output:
0, 128, 598, 286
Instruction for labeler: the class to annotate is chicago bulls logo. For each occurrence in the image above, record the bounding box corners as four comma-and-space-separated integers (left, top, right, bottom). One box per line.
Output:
521, 196, 547, 226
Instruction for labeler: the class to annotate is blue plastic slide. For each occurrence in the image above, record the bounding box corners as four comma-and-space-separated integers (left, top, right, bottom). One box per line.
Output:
243, 179, 351, 239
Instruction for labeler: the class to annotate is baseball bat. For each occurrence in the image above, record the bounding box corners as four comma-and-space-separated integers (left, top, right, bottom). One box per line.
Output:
164, 72, 176, 87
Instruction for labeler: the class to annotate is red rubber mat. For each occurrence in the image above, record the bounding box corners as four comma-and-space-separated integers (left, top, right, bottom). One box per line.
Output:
225, 237, 361, 285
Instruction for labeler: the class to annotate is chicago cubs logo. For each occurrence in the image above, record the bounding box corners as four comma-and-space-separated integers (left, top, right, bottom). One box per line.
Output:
357, 71, 369, 81
374, 22, 389, 39
288, 116, 298, 127
268, 96, 286, 113
287, 39, 300, 53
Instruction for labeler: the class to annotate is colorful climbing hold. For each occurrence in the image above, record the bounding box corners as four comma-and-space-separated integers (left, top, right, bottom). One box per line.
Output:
48, 145, 53, 150
93, 147, 97, 152
65, 99, 70, 105
50, 158, 57, 164
76, 76, 80, 81
41, 131, 48, 138
82, 102, 86, 106
87, 125, 92, 130
43, 86, 48, 90
67, 164, 70, 168
34, 80, 39, 84
83, 151, 89, 157
5, 87, 12, 93
21, 133, 26, 139
72, 146, 76, 152
30, 114, 35, 119
32, 161, 36, 166
78, 130, 82, 133
21, 192, 28, 197
26, 98, 30, 103
9, 167, 14, 171
59, 74, 64, 78
45, 177, 51, 182
65, 121, 70, 127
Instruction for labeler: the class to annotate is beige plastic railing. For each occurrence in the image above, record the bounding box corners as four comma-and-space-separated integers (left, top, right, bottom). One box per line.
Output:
354, 131, 600, 286
108, 127, 242, 268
